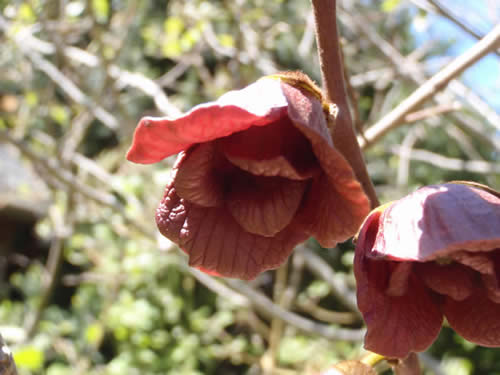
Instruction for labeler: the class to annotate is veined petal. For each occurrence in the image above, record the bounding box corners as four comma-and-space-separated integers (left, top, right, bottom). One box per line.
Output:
226, 174, 307, 237
281, 82, 370, 246
417, 262, 476, 301
354, 209, 443, 357
444, 291, 500, 347
174, 142, 229, 207
220, 115, 320, 179
355, 252, 443, 358
156, 177, 308, 279
127, 79, 288, 164
371, 184, 500, 261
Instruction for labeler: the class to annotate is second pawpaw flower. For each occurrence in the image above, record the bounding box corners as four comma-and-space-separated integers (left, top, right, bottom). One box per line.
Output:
354, 182, 500, 358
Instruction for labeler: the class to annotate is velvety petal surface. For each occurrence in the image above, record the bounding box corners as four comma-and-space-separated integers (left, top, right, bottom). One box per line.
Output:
416, 262, 476, 301
371, 184, 500, 261
281, 83, 370, 246
444, 291, 500, 346
220, 115, 320, 179
354, 210, 443, 358
127, 78, 288, 164
226, 174, 307, 237
174, 142, 229, 207
156, 161, 308, 279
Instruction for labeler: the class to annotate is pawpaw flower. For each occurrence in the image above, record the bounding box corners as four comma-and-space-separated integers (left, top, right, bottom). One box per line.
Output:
354, 182, 500, 358
127, 72, 370, 279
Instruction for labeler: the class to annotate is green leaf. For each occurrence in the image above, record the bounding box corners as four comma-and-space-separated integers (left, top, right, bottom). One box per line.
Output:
92, 0, 109, 23
85, 322, 104, 345
381, 0, 401, 12
13, 346, 44, 371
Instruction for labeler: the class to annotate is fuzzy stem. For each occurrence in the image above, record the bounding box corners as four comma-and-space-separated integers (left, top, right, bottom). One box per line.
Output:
311, 0, 379, 208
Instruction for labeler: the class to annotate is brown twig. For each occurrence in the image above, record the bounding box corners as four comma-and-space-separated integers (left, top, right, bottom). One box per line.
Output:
348, 14, 500, 149
391, 146, 500, 174
310, 0, 379, 208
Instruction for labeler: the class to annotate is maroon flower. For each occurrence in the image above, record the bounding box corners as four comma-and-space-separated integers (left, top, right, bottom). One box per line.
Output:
354, 182, 500, 357
127, 72, 370, 279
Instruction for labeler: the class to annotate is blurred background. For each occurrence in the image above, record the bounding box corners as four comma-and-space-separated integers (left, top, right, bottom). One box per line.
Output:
0, 0, 499, 374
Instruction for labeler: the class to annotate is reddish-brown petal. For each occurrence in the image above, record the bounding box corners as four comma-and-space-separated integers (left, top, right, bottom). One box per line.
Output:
226, 174, 307, 237
371, 184, 500, 261
354, 211, 443, 358
416, 262, 477, 301
356, 258, 443, 357
385, 262, 413, 297
174, 142, 229, 207
481, 250, 500, 303
281, 83, 370, 246
220, 115, 320, 179
156, 178, 308, 279
127, 78, 289, 164
225, 155, 318, 180
444, 291, 500, 347
450, 251, 494, 275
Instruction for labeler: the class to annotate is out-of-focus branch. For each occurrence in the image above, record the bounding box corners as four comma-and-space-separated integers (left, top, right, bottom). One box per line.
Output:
414, 0, 500, 57
226, 279, 365, 342
0, 16, 181, 118
299, 246, 360, 317
404, 103, 461, 123
391, 146, 500, 174
0, 334, 17, 375
0, 131, 155, 239
339, 9, 500, 151
311, 0, 379, 207
25, 193, 74, 339
18, 42, 119, 130
356, 22, 500, 148
396, 125, 426, 187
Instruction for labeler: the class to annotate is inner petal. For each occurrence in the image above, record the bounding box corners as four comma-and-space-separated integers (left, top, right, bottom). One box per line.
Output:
482, 250, 500, 303
385, 262, 413, 297
219, 115, 319, 177
416, 261, 478, 301
225, 154, 319, 180
226, 172, 307, 237
174, 142, 233, 207
450, 251, 495, 275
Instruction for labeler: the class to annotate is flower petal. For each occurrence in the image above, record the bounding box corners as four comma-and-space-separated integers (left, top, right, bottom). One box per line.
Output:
226, 174, 307, 237
156, 176, 308, 279
220, 115, 320, 179
416, 262, 477, 301
127, 79, 288, 164
354, 210, 443, 358
481, 251, 500, 303
281, 82, 370, 246
450, 251, 494, 275
174, 142, 230, 207
371, 184, 500, 261
444, 290, 500, 347
385, 262, 413, 297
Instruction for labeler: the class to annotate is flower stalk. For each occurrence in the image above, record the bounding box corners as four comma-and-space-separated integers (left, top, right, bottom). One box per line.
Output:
310, 0, 379, 208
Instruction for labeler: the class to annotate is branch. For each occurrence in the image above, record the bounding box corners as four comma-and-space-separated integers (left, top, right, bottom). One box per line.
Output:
298, 246, 361, 317
310, 0, 379, 207
0, 16, 181, 118
391, 146, 500, 174
225, 279, 365, 342
358, 23, 500, 148
340, 9, 500, 149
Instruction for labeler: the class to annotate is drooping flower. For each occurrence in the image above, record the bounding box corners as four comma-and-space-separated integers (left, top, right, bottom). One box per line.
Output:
354, 182, 500, 358
127, 72, 370, 279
